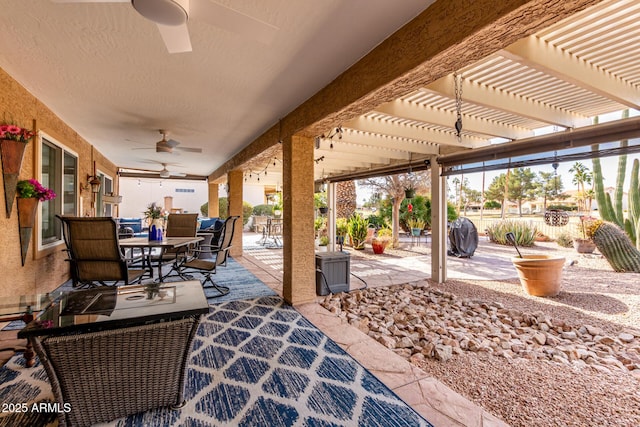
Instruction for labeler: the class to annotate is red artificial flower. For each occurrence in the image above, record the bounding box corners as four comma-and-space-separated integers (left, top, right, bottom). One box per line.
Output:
408, 203, 413, 212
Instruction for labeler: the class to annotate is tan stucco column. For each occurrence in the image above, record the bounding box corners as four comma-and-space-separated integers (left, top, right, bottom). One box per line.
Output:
227, 169, 243, 257
430, 156, 447, 283
282, 135, 316, 305
208, 181, 219, 217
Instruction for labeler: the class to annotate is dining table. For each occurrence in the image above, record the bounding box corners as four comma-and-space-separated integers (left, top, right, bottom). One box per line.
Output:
119, 236, 203, 281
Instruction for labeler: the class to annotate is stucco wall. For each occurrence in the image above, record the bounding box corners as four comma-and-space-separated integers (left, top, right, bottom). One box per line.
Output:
0, 67, 117, 297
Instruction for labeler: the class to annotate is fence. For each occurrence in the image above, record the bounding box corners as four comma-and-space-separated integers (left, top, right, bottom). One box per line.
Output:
468, 216, 580, 240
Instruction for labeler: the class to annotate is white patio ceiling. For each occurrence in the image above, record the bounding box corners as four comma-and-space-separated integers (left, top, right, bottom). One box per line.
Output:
298, 0, 640, 185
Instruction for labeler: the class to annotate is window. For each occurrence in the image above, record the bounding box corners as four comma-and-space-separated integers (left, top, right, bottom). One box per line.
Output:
97, 173, 113, 217
40, 134, 78, 248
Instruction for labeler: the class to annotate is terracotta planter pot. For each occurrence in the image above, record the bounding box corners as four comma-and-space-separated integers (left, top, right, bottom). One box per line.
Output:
512, 255, 565, 297
371, 239, 387, 254
573, 238, 596, 254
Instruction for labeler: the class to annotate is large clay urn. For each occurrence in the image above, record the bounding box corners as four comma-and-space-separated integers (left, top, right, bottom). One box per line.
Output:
511, 255, 565, 297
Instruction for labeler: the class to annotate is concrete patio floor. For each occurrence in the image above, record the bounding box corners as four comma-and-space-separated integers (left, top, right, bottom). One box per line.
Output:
239, 231, 512, 426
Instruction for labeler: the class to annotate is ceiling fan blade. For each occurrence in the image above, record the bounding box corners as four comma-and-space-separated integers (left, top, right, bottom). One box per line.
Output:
192, 0, 278, 45
156, 22, 192, 53
52, 0, 128, 3
171, 172, 187, 177
175, 146, 202, 153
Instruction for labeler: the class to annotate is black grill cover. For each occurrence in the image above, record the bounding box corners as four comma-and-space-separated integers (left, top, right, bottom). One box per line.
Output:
447, 217, 478, 258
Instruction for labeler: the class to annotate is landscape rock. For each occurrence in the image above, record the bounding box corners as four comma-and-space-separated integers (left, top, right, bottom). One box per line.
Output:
320, 283, 640, 374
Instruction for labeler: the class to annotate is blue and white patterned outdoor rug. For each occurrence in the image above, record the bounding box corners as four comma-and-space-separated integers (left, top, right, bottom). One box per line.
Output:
0, 296, 432, 427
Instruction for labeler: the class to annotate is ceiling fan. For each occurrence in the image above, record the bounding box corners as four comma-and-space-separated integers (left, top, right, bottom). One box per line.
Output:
52, 0, 278, 53
158, 162, 187, 178
133, 161, 187, 178
133, 129, 203, 154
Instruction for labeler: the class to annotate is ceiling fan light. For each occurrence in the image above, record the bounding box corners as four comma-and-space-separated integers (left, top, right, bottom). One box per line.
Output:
132, 0, 188, 26
160, 169, 171, 178
156, 143, 173, 153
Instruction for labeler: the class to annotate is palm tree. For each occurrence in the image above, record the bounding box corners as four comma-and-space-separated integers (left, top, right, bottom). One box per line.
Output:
569, 162, 592, 212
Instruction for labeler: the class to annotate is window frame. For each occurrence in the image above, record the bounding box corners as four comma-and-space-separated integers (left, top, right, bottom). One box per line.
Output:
37, 132, 79, 252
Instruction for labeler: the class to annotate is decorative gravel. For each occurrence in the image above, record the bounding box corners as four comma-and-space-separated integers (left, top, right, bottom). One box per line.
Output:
321, 241, 640, 427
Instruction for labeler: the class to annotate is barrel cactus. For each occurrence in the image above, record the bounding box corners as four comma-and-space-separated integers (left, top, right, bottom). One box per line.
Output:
587, 220, 640, 272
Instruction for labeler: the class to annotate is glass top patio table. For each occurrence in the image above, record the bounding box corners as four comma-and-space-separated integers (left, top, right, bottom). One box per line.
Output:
119, 236, 204, 280
0, 291, 62, 319
18, 280, 209, 338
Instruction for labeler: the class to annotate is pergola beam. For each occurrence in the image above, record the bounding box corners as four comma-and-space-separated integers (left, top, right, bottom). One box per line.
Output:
425, 74, 592, 128
502, 35, 640, 109
374, 99, 534, 140
344, 116, 484, 148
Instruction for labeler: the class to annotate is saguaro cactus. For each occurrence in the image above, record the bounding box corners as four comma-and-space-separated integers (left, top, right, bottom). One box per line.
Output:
627, 158, 640, 248
592, 111, 627, 228
587, 221, 640, 272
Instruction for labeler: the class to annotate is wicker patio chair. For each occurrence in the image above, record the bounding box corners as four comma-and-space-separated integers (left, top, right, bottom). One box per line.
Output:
56, 216, 145, 287
32, 315, 201, 427
182, 215, 239, 297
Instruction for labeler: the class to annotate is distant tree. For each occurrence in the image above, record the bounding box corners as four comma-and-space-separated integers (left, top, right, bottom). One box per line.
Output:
569, 162, 592, 212
536, 171, 566, 211
509, 168, 538, 216
359, 172, 430, 247
486, 168, 537, 217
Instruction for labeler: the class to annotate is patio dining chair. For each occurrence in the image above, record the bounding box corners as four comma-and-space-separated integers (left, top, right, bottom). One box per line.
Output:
56, 216, 145, 288
182, 216, 239, 297
151, 213, 199, 281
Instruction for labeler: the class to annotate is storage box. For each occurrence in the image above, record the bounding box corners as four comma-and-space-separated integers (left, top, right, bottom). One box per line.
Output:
315, 251, 350, 296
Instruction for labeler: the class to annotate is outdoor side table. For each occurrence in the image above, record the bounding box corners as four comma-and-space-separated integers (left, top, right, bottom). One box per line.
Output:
18, 280, 208, 427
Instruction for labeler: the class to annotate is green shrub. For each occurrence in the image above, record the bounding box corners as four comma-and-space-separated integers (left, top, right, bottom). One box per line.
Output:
219, 197, 228, 219
253, 204, 274, 216
200, 202, 208, 217
486, 219, 537, 246
347, 214, 369, 249
548, 204, 577, 211
366, 214, 387, 229
447, 201, 458, 222
484, 200, 501, 209
336, 217, 348, 236
242, 201, 253, 226
556, 231, 574, 248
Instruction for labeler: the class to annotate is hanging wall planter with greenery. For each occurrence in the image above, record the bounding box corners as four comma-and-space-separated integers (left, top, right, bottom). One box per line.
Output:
16, 179, 56, 265
1, 123, 35, 218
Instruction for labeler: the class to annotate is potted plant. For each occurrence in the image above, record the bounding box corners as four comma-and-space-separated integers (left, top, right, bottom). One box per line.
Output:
271, 191, 283, 217
314, 192, 328, 215
573, 215, 596, 253
16, 179, 56, 265
144, 202, 164, 241
317, 235, 330, 252
372, 227, 392, 254
1, 123, 36, 218
335, 217, 348, 248
404, 184, 415, 199
347, 214, 369, 250
506, 232, 565, 297
407, 218, 425, 237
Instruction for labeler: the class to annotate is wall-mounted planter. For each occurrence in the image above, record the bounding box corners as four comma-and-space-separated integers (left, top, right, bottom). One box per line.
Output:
17, 197, 39, 266
1, 139, 28, 218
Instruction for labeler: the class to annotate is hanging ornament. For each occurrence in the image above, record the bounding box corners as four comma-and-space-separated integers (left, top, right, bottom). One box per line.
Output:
453, 71, 463, 143
408, 203, 413, 213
